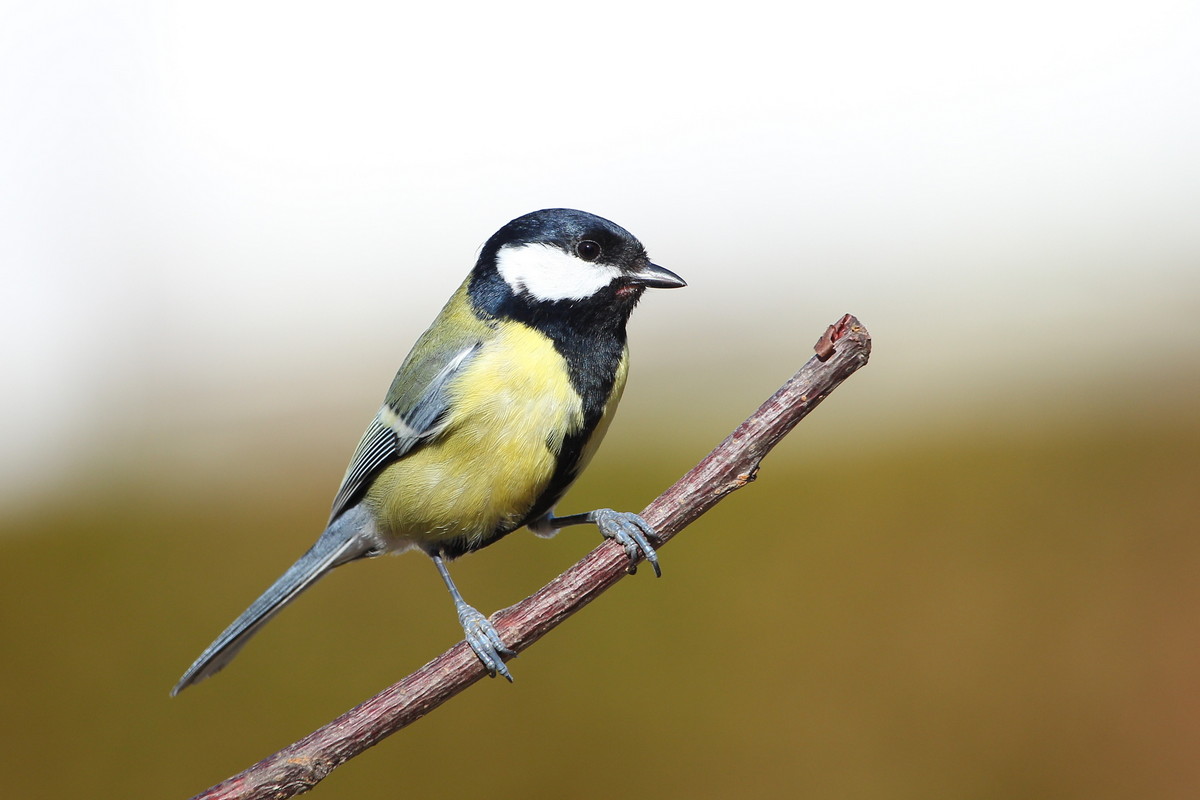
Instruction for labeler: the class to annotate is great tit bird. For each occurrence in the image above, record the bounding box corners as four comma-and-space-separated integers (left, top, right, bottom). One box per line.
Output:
172, 208, 685, 694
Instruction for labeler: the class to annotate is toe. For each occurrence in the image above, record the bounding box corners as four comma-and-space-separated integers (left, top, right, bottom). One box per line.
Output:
594, 510, 662, 577
457, 605, 515, 680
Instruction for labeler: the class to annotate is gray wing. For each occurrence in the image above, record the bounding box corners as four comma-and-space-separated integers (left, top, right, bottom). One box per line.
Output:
327, 341, 480, 523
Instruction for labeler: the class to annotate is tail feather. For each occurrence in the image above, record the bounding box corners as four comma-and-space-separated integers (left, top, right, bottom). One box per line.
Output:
171, 510, 377, 696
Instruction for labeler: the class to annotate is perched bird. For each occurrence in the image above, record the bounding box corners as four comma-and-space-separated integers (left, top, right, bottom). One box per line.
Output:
172, 208, 685, 694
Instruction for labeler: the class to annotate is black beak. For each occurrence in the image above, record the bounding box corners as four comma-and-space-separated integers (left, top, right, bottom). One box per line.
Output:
627, 262, 687, 289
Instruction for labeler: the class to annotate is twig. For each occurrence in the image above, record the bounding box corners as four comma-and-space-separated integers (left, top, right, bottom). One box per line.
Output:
189, 314, 872, 800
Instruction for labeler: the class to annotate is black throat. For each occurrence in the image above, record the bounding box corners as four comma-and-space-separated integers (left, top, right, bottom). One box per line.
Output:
467, 269, 637, 420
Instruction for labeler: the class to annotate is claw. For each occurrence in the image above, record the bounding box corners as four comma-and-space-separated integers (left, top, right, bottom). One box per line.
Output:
590, 509, 662, 578
456, 602, 514, 682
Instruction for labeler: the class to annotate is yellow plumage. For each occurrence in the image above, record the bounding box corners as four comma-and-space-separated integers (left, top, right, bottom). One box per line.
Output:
365, 321, 628, 549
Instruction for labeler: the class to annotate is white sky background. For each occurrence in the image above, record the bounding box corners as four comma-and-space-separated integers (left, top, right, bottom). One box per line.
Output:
2, 0, 1198, 509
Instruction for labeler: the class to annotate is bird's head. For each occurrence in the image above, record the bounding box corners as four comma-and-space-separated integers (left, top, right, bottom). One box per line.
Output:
469, 209, 685, 323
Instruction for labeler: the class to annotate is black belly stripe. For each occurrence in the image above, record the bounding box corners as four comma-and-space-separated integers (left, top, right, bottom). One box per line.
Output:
467, 272, 635, 534
518, 301, 628, 526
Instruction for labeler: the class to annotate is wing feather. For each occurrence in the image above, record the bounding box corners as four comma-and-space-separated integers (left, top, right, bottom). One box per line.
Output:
327, 342, 480, 523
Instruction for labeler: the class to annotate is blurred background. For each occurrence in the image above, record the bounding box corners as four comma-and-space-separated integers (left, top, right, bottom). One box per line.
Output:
2, 1, 1198, 798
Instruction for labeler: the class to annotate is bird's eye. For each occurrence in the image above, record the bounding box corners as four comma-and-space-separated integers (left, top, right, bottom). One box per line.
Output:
575, 240, 602, 262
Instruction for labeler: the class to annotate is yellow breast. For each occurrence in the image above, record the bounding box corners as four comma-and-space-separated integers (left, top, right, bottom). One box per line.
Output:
365, 322, 586, 549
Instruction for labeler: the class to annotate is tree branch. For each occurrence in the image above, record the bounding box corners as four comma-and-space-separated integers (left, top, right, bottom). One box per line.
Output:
189, 314, 872, 800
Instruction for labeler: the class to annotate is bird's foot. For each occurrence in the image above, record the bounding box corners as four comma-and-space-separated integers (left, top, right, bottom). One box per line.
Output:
456, 601, 514, 681
590, 509, 662, 578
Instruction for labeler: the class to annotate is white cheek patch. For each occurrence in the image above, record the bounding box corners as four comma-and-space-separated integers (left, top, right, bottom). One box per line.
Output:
495, 243, 622, 301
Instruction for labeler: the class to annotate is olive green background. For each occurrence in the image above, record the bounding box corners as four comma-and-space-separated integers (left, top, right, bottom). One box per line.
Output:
3, 372, 1199, 799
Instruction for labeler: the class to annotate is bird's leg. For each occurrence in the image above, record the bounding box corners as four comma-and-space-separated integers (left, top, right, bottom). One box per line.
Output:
536, 509, 661, 577
431, 552, 513, 681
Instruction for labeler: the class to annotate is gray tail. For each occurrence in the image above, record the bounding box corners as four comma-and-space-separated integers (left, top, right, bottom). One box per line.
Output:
171, 512, 376, 696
